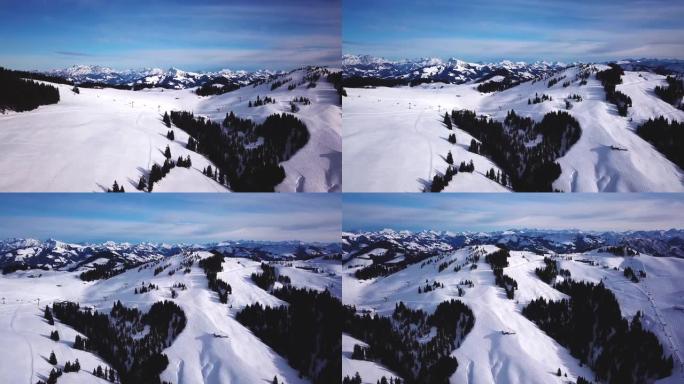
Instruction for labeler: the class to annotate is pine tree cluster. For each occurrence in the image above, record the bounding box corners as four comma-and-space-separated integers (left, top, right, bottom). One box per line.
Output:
52, 300, 186, 384
198, 251, 232, 303
636, 116, 684, 169
654, 76, 684, 107
597, 64, 632, 116
343, 299, 474, 384
236, 286, 342, 384
0, 67, 60, 112
448, 109, 581, 191
170, 110, 309, 191
523, 279, 674, 384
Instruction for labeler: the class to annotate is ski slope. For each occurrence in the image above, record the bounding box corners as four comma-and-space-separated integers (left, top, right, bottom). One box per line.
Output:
342, 245, 684, 383
0, 251, 341, 384
343, 66, 684, 192
0, 67, 341, 192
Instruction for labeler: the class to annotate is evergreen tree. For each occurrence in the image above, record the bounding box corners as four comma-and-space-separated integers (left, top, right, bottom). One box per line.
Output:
137, 175, 147, 191
166, 130, 175, 140
50, 330, 59, 341
443, 112, 452, 129
49, 351, 57, 365
164, 145, 172, 159
44, 305, 54, 325
446, 151, 454, 165
163, 112, 171, 127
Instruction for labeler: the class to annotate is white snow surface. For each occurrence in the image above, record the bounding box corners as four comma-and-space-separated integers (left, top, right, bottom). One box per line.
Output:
0, 67, 340, 192
343, 245, 684, 383
343, 66, 684, 192
0, 251, 341, 384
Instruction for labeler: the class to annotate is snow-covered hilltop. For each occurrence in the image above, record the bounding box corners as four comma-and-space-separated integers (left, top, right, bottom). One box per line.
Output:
343, 54, 567, 84
0, 65, 342, 192
0, 237, 341, 272
343, 56, 684, 192
0, 241, 342, 384
43, 65, 274, 90
342, 228, 684, 384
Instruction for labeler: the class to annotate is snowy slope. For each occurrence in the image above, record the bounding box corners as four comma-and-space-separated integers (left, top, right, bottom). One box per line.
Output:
196, 67, 342, 192
343, 84, 508, 192
0, 83, 227, 192
0, 67, 340, 192
342, 242, 684, 384
343, 64, 684, 192
0, 249, 341, 384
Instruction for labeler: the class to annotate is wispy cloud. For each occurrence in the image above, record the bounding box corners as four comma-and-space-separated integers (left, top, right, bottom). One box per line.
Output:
343, 0, 684, 62
0, 0, 340, 71
343, 194, 684, 233
55, 51, 95, 57
0, 194, 341, 244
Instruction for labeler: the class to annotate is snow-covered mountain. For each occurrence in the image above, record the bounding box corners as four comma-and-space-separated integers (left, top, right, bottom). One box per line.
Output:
0, 66, 341, 192
0, 238, 341, 272
43, 65, 275, 89
343, 229, 684, 384
343, 54, 568, 84
343, 228, 684, 261
0, 247, 342, 384
343, 60, 684, 192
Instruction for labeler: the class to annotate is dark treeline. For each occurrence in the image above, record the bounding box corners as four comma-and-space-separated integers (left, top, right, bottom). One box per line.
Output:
477, 78, 519, 93
195, 79, 241, 96
596, 64, 632, 116
169, 110, 309, 191
354, 249, 439, 280
523, 279, 673, 384
485, 249, 518, 299
198, 251, 232, 303
0, 67, 60, 112
344, 299, 475, 384
343, 373, 403, 384
250, 262, 290, 291
52, 300, 186, 384
449, 109, 581, 191
236, 286, 342, 384
534, 256, 570, 284
327, 71, 346, 102
528, 93, 552, 104
654, 76, 684, 107
248, 95, 276, 107
636, 116, 684, 169
79, 260, 126, 281
342, 76, 411, 88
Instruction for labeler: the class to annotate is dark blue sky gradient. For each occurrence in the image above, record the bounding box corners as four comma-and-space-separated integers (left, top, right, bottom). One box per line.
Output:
0, 194, 341, 243
343, 194, 684, 233
0, 0, 340, 71
343, 0, 684, 62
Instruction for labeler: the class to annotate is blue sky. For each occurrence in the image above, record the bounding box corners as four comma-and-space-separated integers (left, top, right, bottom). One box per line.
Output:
343, 0, 684, 62
0, 194, 341, 244
0, 0, 340, 71
343, 194, 684, 233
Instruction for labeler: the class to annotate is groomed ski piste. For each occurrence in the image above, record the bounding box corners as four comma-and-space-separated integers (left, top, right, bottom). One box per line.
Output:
342, 240, 684, 384
0, 250, 341, 384
0, 66, 341, 192
343, 65, 684, 192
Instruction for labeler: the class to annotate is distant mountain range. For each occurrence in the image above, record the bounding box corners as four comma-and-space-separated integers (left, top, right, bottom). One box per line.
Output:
342, 54, 684, 84
40, 64, 279, 89
0, 238, 341, 272
343, 228, 684, 260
